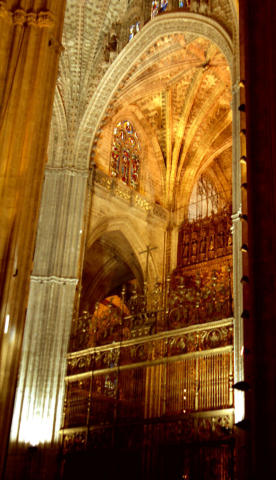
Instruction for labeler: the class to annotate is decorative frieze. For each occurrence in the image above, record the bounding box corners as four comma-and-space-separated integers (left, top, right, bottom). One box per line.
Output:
94, 169, 168, 220
67, 319, 233, 376
64, 350, 233, 425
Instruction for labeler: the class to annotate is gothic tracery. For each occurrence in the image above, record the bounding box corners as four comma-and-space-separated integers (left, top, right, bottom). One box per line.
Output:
6, 2, 241, 479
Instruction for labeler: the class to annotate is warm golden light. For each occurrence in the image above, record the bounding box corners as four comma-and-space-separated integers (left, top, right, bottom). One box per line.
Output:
4, 314, 10, 334
234, 390, 245, 424
10, 384, 64, 446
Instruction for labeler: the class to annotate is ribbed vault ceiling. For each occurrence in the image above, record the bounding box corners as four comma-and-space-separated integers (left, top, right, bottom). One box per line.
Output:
53, 1, 234, 309
105, 33, 232, 210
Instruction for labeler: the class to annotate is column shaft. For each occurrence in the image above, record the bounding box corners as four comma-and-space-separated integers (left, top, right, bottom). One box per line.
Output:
0, 2, 66, 477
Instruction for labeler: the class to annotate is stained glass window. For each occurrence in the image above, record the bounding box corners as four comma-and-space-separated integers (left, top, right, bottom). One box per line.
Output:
151, 1, 159, 18
129, 21, 140, 41
179, 0, 190, 7
151, 1, 168, 18
110, 120, 140, 189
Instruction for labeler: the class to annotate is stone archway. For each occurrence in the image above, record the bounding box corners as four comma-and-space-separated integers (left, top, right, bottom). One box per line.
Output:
74, 12, 235, 169
73, 9, 243, 428
81, 229, 144, 312
9, 7, 243, 467
87, 216, 160, 287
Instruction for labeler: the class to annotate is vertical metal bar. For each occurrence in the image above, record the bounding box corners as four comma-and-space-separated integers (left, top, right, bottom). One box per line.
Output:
195, 356, 199, 411
85, 373, 93, 446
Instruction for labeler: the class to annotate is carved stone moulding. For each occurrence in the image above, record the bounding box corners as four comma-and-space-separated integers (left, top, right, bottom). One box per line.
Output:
93, 169, 168, 220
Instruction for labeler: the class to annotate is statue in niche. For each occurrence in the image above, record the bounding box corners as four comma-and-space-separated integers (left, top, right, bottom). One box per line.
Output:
182, 232, 190, 264
199, 230, 207, 260
208, 228, 215, 257
217, 223, 225, 250
160, 0, 168, 12
104, 31, 118, 63
227, 220, 233, 248
191, 231, 198, 262
199, 0, 209, 14
190, 0, 199, 12
227, 228, 233, 247
207, 329, 221, 348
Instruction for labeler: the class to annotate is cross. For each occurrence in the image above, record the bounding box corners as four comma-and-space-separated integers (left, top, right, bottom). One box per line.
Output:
139, 245, 158, 284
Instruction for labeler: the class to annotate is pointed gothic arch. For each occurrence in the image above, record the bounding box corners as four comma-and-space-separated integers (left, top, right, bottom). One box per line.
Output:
74, 12, 236, 168
73, 8, 243, 426
87, 215, 160, 287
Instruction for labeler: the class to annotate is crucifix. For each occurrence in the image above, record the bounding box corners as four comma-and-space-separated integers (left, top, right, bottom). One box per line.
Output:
139, 245, 158, 285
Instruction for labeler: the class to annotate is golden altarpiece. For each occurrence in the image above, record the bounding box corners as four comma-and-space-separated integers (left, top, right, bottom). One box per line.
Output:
61, 183, 234, 480
57, 2, 238, 479
2, 1, 242, 479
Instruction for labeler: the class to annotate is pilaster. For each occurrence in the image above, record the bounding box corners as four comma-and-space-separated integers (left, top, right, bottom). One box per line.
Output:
5, 165, 89, 478
231, 77, 245, 417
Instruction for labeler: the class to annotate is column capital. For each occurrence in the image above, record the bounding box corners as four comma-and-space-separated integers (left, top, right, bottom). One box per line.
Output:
0, 4, 55, 28
30, 275, 79, 286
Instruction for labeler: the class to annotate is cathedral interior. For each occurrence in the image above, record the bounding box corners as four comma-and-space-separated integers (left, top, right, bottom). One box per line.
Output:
0, 1, 276, 479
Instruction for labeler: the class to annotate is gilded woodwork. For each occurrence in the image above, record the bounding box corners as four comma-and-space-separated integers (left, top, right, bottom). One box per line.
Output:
70, 262, 232, 352
67, 320, 233, 376
0, 2, 240, 479
177, 206, 232, 267
63, 191, 234, 478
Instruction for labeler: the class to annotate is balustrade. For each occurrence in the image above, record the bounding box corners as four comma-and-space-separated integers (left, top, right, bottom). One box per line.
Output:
64, 318, 233, 428
70, 263, 232, 352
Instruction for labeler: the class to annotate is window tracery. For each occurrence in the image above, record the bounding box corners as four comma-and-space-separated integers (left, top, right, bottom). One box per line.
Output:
110, 120, 140, 189
188, 174, 223, 220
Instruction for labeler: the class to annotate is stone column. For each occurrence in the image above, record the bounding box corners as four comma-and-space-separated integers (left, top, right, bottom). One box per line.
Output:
6, 166, 89, 479
0, 1, 66, 478
231, 76, 245, 421
240, 1, 276, 478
